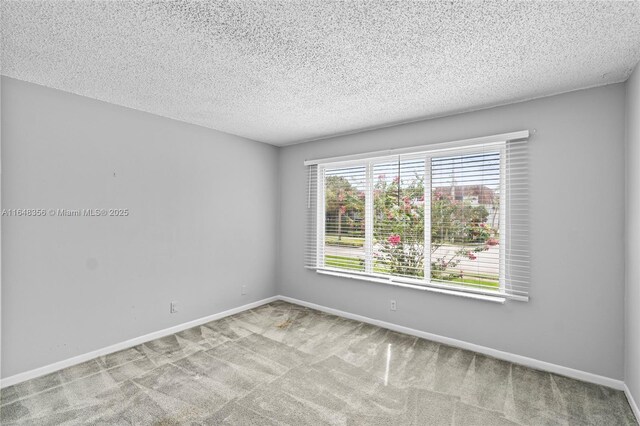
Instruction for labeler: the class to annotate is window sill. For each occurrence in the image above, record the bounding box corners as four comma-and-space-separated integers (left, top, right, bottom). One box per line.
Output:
313, 269, 506, 304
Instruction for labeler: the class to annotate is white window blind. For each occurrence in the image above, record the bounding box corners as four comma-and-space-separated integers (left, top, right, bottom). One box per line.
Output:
305, 131, 530, 302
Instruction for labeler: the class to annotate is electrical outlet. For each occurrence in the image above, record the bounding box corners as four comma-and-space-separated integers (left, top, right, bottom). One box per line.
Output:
241, 285, 247, 295
390, 300, 397, 311
170, 301, 179, 313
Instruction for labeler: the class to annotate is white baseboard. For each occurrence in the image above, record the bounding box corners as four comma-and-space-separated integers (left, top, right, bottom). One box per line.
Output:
0, 294, 627, 394
277, 295, 626, 391
0, 296, 278, 389
625, 384, 640, 422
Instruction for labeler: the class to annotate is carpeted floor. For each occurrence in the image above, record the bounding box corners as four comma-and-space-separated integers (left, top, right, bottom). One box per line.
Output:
1, 301, 637, 425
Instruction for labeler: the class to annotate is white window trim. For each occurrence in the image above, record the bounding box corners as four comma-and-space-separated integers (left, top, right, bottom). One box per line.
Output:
303, 130, 528, 166
307, 130, 530, 303
315, 269, 506, 303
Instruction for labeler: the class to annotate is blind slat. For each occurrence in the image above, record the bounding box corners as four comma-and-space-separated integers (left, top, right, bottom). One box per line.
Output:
306, 137, 529, 301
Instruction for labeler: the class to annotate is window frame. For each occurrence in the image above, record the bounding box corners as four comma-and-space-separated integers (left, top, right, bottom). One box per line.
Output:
314, 144, 510, 302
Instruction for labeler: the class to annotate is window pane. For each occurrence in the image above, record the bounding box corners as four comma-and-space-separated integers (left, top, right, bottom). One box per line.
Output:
373, 159, 426, 278
430, 151, 501, 290
324, 166, 366, 271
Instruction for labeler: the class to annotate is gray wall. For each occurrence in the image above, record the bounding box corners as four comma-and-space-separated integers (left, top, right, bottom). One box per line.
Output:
626, 65, 640, 406
1, 77, 279, 378
1, 75, 630, 383
279, 83, 627, 380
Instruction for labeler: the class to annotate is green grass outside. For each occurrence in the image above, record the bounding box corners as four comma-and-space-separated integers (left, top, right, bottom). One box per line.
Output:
324, 235, 498, 249
325, 235, 365, 247
324, 255, 394, 274
450, 277, 499, 288
324, 255, 499, 290
325, 255, 364, 271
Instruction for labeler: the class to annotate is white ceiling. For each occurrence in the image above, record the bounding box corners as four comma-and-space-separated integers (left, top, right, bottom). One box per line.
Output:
2, 1, 640, 146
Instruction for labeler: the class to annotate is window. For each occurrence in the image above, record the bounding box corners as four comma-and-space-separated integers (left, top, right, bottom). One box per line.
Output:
305, 132, 529, 302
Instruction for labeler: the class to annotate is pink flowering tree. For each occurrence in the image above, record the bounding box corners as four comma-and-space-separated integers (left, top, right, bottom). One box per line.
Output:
374, 173, 426, 277
375, 173, 498, 281
430, 191, 497, 282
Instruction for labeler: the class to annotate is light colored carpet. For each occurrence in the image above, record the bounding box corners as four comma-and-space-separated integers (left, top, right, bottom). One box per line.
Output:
1, 301, 637, 425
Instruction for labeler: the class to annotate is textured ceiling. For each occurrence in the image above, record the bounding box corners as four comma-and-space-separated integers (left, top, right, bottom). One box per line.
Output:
2, 1, 640, 146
